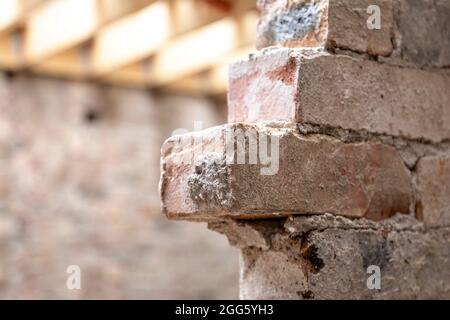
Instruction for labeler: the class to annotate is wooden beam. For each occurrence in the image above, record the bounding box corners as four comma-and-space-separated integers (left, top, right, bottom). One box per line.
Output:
1, 0, 258, 95
98, 0, 156, 24
27, 0, 162, 77
93, 0, 255, 77
169, 0, 233, 35
24, 0, 99, 65
148, 11, 257, 87
102, 45, 255, 94
0, 0, 22, 34
31, 45, 92, 79
0, 30, 24, 69
0, 0, 47, 35
164, 45, 254, 95
0, 34, 18, 69
103, 61, 149, 87
100, 7, 257, 91
93, 1, 171, 77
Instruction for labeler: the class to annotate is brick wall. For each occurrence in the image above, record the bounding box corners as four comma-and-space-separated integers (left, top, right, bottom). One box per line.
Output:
0, 72, 238, 299
161, 0, 450, 299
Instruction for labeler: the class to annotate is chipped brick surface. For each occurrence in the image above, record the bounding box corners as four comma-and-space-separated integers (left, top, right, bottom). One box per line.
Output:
228, 49, 299, 123
256, 0, 329, 49
228, 48, 450, 142
160, 123, 413, 221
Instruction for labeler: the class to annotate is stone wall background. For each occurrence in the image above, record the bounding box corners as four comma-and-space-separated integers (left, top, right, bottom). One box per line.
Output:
0, 72, 238, 299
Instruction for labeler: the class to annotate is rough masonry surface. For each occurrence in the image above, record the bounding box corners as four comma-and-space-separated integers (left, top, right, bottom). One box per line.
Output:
256, 0, 393, 56
160, 0, 450, 301
228, 48, 450, 143
160, 123, 413, 221
415, 156, 450, 227
210, 214, 450, 299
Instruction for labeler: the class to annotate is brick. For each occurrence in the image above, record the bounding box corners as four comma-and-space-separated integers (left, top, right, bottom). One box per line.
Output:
398, 0, 450, 67
216, 214, 450, 299
415, 156, 450, 227
256, 0, 393, 56
0, 74, 237, 299
160, 123, 413, 221
228, 48, 450, 142
228, 49, 299, 123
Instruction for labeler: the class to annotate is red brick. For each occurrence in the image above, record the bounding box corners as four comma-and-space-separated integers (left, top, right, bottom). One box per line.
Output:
228, 48, 450, 143
160, 123, 413, 221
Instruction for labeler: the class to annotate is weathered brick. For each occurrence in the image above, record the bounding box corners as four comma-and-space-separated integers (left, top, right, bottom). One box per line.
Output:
160, 124, 413, 221
215, 214, 450, 299
256, 0, 393, 56
397, 0, 450, 67
228, 49, 299, 123
415, 156, 450, 227
228, 48, 450, 142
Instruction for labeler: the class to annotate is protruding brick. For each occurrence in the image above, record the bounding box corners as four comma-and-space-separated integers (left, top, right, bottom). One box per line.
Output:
160, 124, 413, 221
415, 156, 450, 227
256, 0, 394, 56
228, 48, 450, 142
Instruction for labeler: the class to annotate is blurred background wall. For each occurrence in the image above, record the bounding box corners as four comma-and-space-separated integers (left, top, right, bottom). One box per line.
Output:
0, 71, 239, 299
0, 0, 258, 299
